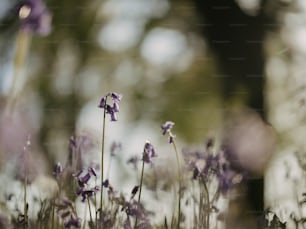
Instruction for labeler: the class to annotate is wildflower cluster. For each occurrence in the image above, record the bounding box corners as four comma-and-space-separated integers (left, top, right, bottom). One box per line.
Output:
75, 167, 99, 202
55, 197, 81, 229
95, 179, 150, 229
0, 88, 270, 229
183, 139, 244, 196
180, 139, 245, 228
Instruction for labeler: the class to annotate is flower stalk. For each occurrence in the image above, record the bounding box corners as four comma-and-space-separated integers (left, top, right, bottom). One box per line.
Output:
100, 104, 106, 214
98, 92, 122, 225
171, 140, 182, 229
88, 197, 94, 226
161, 121, 182, 229
134, 157, 145, 229
23, 137, 31, 229
134, 141, 156, 229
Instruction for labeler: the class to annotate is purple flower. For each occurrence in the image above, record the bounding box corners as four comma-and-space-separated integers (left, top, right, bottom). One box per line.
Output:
161, 121, 176, 143
110, 141, 122, 157
88, 167, 97, 177
98, 96, 107, 108
75, 166, 97, 188
123, 201, 151, 227
98, 92, 122, 121
77, 172, 91, 187
161, 121, 175, 135
110, 92, 122, 103
217, 170, 235, 195
105, 105, 118, 121
79, 189, 95, 202
142, 141, 157, 164
169, 135, 176, 144
102, 179, 109, 188
216, 165, 244, 195
64, 216, 81, 228
112, 102, 120, 112
16, 0, 52, 36
131, 186, 139, 199
193, 167, 200, 179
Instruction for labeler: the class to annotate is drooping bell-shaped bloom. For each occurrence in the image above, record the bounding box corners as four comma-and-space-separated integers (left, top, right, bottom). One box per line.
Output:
16, 0, 52, 36
98, 92, 123, 121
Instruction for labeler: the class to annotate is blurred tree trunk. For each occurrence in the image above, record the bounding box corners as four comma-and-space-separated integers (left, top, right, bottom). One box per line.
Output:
194, 0, 270, 227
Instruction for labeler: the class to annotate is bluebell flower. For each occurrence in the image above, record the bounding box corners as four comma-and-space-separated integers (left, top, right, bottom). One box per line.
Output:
131, 186, 139, 199
217, 169, 237, 195
77, 172, 91, 187
161, 121, 176, 143
110, 92, 122, 103
161, 121, 175, 135
88, 167, 97, 177
106, 104, 118, 121
75, 166, 97, 188
102, 179, 109, 188
169, 135, 176, 144
98, 96, 107, 108
79, 189, 97, 202
98, 92, 122, 121
16, 0, 52, 36
112, 102, 120, 112
142, 141, 157, 164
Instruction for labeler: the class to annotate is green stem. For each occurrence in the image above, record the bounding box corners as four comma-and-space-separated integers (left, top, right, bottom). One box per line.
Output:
134, 158, 145, 229
5, 30, 31, 115
23, 140, 29, 229
199, 187, 204, 229
100, 106, 107, 217
171, 140, 181, 229
51, 201, 55, 229
24, 173, 28, 229
82, 209, 87, 229
88, 197, 93, 226
94, 178, 98, 229
201, 177, 210, 229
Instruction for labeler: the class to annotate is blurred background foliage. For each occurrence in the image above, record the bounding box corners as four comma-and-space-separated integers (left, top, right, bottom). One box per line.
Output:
0, 0, 224, 163
3, 0, 306, 225
0, 0, 290, 167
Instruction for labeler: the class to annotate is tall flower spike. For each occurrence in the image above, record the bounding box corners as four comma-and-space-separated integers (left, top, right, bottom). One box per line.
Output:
161, 121, 181, 228
16, 0, 52, 36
